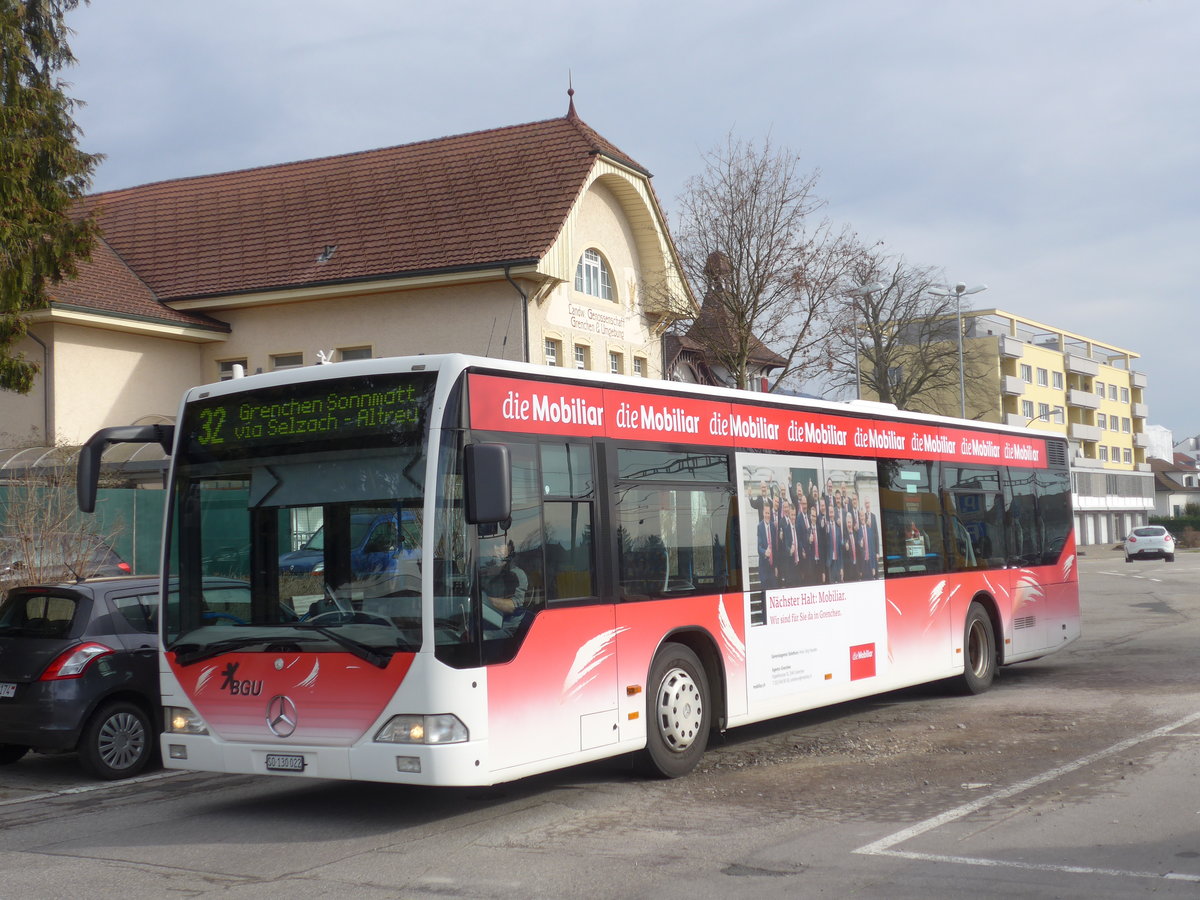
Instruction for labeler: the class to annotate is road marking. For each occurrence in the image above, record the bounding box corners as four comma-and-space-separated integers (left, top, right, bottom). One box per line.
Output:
1097, 571, 1162, 582
856, 710, 1200, 884
0, 768, 188, 807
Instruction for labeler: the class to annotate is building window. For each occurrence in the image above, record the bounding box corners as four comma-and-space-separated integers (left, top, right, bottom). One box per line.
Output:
574, 344, 590, 370
1037, 402, 1050, 420
633, 357, 646, 378
1099, 446, 1109, 462
574, 248, 613, 301
1120, 386, 1129, 402
1054, 406, 1065, 423
1122, 417, 1131, 433
1021, 399, 1034, 418
1052, 372, 1063, 389
609, 351, 623, 375
1095, 380, 1104, 397
1123, 449, 1132, 464
218, 359, 247, 381
1111, 445, 1120, 460
545, 339, 561, 367
1020, 364, 1032, 383
1109, 384, 1118, 400
271, 353, 303, 370
1097, 413, 1107, 430
338, 346, 372, 361
1036, 367, 1048, 386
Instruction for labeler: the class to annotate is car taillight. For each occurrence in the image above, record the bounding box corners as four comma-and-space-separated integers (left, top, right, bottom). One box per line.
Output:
117, 561, 132, 573
1165, 535, 1174, 543
39, 642, 114, 680
1128, 536, 1136, 543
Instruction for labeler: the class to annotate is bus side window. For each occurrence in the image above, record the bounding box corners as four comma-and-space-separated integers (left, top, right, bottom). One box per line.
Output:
878, 460, 945, 576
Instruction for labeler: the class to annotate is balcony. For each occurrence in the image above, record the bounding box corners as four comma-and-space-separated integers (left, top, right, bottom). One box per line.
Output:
1133, 432, 1149, 449
1131, 371, 1148, 389
1067, 388, 1100, 410
1069, 422, 1102, 443
1001, 375, 1025, 395
999, 335, 1024, 358
1132, 402, 1148, 419
1065, 353, 1099, 377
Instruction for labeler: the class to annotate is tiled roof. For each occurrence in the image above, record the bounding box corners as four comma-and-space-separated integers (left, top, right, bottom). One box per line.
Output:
48, 238, 228, 331
82, 114, 645, 303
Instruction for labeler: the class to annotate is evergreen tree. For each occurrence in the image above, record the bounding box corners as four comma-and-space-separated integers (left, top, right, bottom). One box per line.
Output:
1, 0, 99, 393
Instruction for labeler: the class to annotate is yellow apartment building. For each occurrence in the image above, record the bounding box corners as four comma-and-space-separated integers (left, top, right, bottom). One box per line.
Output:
959, 309, 1152, 545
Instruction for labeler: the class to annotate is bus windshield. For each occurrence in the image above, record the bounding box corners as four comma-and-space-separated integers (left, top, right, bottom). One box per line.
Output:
163, 371, 436, 661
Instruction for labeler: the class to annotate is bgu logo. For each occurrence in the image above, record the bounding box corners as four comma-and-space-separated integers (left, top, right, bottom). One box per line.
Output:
220, 661, 263, 696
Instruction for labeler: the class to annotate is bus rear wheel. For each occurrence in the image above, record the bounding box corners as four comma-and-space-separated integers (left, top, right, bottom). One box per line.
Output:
638, 643, 711, 778
960, 601, 997, 695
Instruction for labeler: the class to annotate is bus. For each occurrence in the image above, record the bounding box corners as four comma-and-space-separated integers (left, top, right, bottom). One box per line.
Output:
77, 353, 1079, 785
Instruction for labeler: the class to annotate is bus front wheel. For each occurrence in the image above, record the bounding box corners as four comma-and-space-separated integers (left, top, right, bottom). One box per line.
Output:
961, 602, 997, 695
639, 643, 711, 778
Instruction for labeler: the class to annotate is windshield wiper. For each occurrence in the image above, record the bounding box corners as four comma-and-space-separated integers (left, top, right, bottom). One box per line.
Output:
290, 622, 392, 669
172, 635, 284, 666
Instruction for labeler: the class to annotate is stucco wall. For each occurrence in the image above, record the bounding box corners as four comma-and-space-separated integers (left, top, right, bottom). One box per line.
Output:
534, 179, 661, 377
200, 281, 527, 381
0, 332, 50, 445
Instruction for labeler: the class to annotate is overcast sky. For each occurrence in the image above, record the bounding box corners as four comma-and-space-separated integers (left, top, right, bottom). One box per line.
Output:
64, 0, 1198, 436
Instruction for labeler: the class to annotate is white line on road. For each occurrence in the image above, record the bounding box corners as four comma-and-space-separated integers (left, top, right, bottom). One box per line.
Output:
0, 768, 189, 807
855, 710, 1200, 884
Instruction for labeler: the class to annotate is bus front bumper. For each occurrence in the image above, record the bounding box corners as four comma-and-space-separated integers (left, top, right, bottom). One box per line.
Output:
161, 734, 490, 785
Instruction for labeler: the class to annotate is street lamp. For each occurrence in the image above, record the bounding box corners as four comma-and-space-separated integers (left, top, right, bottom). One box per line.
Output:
845, 282, 883, 399
928, 281, 987, 418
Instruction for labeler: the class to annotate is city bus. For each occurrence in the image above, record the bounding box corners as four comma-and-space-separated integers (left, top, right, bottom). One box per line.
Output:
76, 353, 1079, 785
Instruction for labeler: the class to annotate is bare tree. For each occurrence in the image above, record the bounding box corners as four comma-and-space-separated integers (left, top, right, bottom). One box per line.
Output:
666, 134, 859, 391
0, 445, 122, 587
825, 247, 992, 416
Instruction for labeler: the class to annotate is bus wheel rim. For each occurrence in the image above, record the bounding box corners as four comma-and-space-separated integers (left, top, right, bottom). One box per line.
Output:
656, 666, 703, 752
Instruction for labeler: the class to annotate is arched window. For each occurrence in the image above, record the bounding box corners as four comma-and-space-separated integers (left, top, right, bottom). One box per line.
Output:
574, 249, 613, 301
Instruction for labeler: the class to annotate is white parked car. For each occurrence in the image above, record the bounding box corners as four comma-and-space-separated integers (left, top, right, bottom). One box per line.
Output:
1123, 525, 1174, 563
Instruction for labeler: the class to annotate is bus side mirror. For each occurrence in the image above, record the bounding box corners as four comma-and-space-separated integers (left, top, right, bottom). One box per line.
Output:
77, 425, 175, 513
464, 443, 511, 525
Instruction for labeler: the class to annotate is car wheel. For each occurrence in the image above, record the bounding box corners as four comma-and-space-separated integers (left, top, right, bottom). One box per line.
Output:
1124, 555, 1133, 563
78, 701, 155, 780
0, 744, 28, 765
1166, 554, 1175, 562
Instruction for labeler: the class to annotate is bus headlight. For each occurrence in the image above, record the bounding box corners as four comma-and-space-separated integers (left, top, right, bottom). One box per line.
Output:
375, 714, 468, 744
165, 706, 209, 735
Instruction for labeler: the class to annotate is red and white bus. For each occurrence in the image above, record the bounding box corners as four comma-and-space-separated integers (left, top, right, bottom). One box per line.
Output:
78, 353, 1079, 784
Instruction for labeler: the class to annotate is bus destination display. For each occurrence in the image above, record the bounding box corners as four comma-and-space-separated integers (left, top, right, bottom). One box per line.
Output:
185, 373, 435, 457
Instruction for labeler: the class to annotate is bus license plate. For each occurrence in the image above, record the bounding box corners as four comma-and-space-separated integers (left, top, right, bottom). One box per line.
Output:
265, 753, 305, 772
0, 683, 15, 699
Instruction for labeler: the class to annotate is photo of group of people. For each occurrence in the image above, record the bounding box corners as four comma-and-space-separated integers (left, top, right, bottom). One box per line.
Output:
742, 454, 883, 590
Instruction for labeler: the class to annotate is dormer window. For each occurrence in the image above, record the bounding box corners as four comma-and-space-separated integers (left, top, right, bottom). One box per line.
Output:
575, 248, 613, 301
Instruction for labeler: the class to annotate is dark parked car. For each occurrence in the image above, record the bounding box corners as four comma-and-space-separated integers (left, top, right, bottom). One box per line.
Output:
0, 534, 131, 587
0, 576, 248, 779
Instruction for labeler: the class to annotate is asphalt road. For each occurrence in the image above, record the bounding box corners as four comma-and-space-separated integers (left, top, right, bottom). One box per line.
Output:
1, 551, 1197, 899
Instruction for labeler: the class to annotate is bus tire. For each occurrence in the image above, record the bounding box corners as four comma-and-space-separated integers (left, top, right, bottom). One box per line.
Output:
960, 602, 997, 695
78, 701, 155, 780
638, 643, 710, 779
